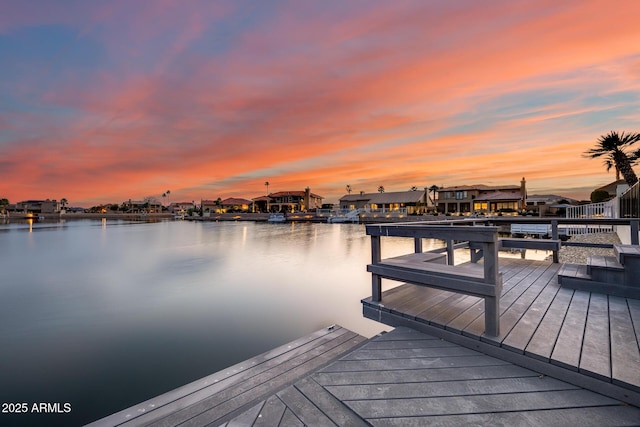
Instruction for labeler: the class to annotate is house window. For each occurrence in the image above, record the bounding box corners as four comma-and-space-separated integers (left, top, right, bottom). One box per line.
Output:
455, 191, 467, 200
474, 202, 488, 211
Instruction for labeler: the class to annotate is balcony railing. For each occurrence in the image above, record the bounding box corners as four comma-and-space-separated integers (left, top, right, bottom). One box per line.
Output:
620, 181, 640, 218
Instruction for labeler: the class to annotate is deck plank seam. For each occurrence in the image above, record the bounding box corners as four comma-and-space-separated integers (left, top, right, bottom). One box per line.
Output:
627, 298, 640, 355
545, 288, 578, 366
493, 263, 562, 345
501, 279, 562, 354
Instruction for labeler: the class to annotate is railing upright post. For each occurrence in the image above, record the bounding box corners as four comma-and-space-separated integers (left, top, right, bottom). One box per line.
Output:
414, 237, 423, 253
446, 239, 454, 265
482, 234, 500, 337
632, 220, 639, 245
371, 235, 382, 301
551, 220, 559, 263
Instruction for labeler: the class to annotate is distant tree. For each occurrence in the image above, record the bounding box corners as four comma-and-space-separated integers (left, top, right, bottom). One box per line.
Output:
428, 185, 439, 205
410, 186, 418, 191
110, 204, 119, 211
378, 186, 385, 193
0, 198, 9, 206
584, 131, 640, 186
346, 184, 352, 194
162, 193, 166, 205
60, 198, 68, 208
590, 189, 611, 203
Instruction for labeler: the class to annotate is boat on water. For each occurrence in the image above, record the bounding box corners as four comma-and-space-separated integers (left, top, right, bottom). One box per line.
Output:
327, 209, 360, 223
267, 213, 286, 223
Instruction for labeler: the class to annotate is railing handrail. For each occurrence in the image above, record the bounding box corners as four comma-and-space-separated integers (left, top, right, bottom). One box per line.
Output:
379, 217, 638, 226
366, 224, 499, 242
367, 217, 640, 247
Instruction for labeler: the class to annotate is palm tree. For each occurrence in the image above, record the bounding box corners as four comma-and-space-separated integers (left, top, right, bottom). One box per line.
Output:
584, 131, 640, 186
162, 193, 166, 206
166, 190, 171, 206
60, 198, 68, 209
428, 185, 439, 206
346, 184, 352, 194
378, 186, 385, 193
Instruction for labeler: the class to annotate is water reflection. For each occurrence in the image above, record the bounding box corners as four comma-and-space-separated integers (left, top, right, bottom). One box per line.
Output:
0, 220, 397, 426
0, 219, 554, 426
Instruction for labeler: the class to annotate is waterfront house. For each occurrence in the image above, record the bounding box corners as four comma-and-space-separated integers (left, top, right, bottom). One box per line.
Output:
253, 188, 323, 213
525, 194, 578, 216
126, 199, 163, 213
220, 198, 253, 212
595, 179, 629, 199
436, 178, 526, 214
12, 199, 60, 214
169, 202, 196, 215
339, 189, 427, 214
200, 200, 221, 217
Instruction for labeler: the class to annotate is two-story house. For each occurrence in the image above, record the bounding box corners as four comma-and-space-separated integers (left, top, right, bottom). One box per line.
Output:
253, 188, 323, 213
436, 178, 527, 214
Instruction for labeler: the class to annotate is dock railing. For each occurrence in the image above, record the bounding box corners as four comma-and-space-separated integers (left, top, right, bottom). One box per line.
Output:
402, 217, 639, 259
366, 223, 502, 336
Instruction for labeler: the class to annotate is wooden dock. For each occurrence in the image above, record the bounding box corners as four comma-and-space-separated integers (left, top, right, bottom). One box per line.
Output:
363, 257, 640, 407
87, 326, 366, 426
90, 317, 640, 425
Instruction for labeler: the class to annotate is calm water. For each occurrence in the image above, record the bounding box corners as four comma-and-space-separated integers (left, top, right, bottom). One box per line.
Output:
0, 219, 426, 426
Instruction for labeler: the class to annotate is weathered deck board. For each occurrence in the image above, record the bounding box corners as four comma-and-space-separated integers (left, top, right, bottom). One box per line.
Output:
292, 377, 369, 427
524, 286, 574, 360
325, 376, 578, 400
628, 298, 640, 347
252, 396, 285, 426
275, 385, 335, 427
366, 407, 640, 427
344, 389, 619, 418
501, 281, 560, 353
550, 289, 590, 371
313, 364, 540, 386
609, 296, 640, 391
579, 292, 611, 381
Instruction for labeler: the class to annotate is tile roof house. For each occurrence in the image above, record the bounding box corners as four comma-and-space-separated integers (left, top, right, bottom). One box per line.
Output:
436, 179, 526, 214
339, 190, 428, 214
253, 188, 322, 213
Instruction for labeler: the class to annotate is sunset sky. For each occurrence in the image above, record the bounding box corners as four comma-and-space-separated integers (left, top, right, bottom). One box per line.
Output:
2, 0, 640, 206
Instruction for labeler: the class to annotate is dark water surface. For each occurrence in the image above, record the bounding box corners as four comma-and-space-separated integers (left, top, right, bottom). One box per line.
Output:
0, 219, 427, 426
